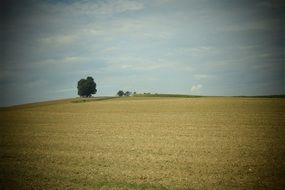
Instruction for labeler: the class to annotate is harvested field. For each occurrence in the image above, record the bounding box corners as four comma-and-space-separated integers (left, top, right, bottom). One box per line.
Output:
0, 97, 284, 189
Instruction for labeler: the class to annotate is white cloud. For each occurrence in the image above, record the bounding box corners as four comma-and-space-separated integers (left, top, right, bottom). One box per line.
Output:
95, 17, 175, 40
104, 55, 171, 71
194, 74, 210, 80
55, 88, 75, 93
96, 0, 144, 14
38, 56, 87, 66
44, 0, 144, 15
191, 84, 203, 93
39, 35, 77, 45
223, 20, 269, 32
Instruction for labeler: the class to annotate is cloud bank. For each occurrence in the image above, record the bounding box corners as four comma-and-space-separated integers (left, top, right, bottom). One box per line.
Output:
1, 0, 284, 106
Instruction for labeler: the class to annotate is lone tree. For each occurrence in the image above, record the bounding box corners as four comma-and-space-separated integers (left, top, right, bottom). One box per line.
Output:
117, 90, 124, 97
77, 76, 97, 97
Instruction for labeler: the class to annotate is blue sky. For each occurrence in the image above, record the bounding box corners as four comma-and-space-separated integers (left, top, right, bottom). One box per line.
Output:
1, 0, 284, 106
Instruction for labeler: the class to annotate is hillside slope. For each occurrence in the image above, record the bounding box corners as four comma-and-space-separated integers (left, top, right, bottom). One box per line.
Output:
1, 97, 284, 189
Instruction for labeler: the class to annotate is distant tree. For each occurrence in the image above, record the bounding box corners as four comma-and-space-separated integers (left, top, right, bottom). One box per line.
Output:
77, 76, 97, 97
124, 91, 131, 97
117, 90, 124, 97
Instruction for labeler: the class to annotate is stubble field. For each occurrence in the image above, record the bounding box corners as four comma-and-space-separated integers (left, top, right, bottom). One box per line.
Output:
0, 97, 284, 189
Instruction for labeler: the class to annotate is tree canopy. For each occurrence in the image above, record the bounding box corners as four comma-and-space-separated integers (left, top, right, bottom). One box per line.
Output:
117, 90, 132, 97
124, 91, 131, 96
117, 90, 124, 97
77, 76, 97, 97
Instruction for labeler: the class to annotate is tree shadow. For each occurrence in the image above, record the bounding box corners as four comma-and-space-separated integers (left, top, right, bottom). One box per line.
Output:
71, 96, 119, 103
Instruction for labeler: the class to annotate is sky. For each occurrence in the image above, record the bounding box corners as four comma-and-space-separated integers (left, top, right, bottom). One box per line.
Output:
1, 0, 284, 106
